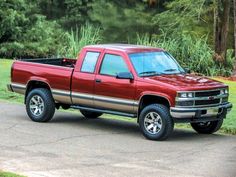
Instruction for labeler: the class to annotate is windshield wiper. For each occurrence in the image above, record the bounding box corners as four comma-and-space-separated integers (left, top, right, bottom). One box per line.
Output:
139, 71, 162, 76
164, 69, 177, 72
164, 68, 186, 74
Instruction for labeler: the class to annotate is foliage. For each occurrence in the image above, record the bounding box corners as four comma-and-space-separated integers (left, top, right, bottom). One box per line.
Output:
59, 23, 101, 58
0, 0, 67, 58
152, 0, 214, 39
0, 17, 67, 58
137, 33, 233, 76
61, 0, 92, 29
0, 171, 25, 177
89, 0, 155, 42
37, 0, 92, 28
0, 0, 29, 43
0, 0, 235, 76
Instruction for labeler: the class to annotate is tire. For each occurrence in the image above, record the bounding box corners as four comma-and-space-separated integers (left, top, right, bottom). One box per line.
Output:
80, 110, 103, 119
26, 88, 55, 122
139, 104, 174, 141
191, 119, 223, 134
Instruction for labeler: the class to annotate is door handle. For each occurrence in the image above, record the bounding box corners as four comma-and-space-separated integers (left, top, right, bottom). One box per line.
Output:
95, 79, 102, 83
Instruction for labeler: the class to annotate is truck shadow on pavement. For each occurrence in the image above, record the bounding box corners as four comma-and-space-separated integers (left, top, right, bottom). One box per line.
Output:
49, 113, 227, 142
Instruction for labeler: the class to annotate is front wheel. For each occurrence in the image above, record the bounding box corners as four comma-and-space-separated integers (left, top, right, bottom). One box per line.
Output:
80, 110, 103, 119
26, 88, 55, 122
191, 119, 223, 134
139, 104, 174, 141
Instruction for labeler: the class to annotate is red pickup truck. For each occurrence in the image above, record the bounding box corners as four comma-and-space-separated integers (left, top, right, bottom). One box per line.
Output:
8, 44, 232, 140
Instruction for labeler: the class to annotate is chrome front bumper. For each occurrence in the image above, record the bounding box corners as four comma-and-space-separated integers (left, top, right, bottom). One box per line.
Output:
170, 102, 232, 119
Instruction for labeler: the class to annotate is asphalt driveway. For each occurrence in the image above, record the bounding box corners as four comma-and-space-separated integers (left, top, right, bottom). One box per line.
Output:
0, 101, 236, 177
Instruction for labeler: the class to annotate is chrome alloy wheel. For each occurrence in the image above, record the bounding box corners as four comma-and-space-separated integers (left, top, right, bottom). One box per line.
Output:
144, 112, 162, 134
29, 95, 45, 116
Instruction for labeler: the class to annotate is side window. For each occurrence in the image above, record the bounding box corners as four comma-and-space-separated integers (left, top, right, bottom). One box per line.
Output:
81, 52, 100, 73
100, 54, 129, 76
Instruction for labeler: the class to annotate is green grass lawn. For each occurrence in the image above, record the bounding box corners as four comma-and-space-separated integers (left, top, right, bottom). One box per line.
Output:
0, 59, 235, 134
0, 171, 25, 177
214, 78, 236, 134
0, 59, 23, 102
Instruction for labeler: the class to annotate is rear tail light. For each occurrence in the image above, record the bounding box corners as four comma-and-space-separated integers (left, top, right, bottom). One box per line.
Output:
11, 62, 15, 82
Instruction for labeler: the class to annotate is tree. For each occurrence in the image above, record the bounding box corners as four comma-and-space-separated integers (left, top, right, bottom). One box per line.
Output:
0, 0, 67, 58
0, 0, 28, 43
233, 0, 236, 76
153, 0, 213, 39
89, 0, 156, 42
213, 0, 231, 64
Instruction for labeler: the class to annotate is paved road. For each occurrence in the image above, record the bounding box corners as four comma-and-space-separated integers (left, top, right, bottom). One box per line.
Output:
0, 102, 236, 177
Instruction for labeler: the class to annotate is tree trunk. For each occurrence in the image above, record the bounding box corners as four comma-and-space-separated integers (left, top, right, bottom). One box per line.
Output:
233, 0, 236, 76
213, 0, 230, 64
214, 0, 218, 49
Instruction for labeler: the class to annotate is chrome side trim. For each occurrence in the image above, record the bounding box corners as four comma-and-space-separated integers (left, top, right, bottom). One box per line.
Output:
71, 92, 93, 107
51, 89, 71, 104
93, 94, 138, 113
11, 83, 27, 89
9, 82, 139, 113
94, 95, 138, 106
11, 83, 27, 94
72, 92, 93, 100
52, 89, 70, 96
72, 92, 139, 106
72, 92, 139, 114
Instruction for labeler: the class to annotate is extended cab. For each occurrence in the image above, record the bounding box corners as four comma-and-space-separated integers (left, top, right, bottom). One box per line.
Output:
8, 44, 232, 140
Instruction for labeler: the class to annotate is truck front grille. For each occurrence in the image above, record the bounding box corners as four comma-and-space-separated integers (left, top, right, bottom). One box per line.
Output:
176, 89, 228, 107
195, 99, 221, 106
195, 90, 220, 97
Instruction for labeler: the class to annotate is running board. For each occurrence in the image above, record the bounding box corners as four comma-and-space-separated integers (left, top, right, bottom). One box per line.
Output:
70, 105, 137, 118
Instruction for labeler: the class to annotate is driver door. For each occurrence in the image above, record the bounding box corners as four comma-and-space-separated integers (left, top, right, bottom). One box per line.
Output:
94, 51, 136, 113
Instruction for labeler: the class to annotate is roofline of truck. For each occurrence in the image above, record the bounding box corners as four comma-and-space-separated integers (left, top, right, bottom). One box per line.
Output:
84, 44, 164, 53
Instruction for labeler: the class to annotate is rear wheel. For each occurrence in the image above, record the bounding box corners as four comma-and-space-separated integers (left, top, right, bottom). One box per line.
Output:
191, 119, 223, 134
139, 104, 174, 141
26, 88, 55, 122
80, 110, 103, 119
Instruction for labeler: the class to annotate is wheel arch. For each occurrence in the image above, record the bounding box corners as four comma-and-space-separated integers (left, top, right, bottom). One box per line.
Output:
137, 94, 171, 121
25, 80, 52, 104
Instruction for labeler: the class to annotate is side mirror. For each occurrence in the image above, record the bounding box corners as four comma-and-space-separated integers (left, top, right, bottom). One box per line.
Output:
116, 72, 134, 80
184, 68, 191, 74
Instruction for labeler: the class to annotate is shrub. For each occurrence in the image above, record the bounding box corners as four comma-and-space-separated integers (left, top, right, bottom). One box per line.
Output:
58, 23, 102, 58
0, 15, 67, 58
136, 33, 233, 76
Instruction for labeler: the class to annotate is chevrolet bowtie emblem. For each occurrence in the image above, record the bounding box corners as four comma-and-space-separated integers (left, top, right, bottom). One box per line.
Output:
208, 96, 215, 100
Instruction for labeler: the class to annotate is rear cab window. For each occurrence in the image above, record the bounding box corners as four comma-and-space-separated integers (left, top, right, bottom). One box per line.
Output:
100, 54, 129, 76
81, 52, 100, 73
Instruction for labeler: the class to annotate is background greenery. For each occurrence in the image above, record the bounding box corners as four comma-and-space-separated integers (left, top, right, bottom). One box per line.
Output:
0, 0, 235, 76
0, 59, 235, 134
0, 171, 25, 177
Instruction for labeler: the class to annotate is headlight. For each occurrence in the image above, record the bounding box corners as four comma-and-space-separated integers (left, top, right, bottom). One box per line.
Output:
178, 92, 194, 98
225, 89, 228, 94
220, 88, 228, 95
220, 89, 225, 95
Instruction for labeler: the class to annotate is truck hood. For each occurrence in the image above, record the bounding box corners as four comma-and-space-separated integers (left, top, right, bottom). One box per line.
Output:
144, 74, 226, 91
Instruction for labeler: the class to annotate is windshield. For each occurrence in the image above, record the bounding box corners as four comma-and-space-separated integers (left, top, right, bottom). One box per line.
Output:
129, 51, 185, 77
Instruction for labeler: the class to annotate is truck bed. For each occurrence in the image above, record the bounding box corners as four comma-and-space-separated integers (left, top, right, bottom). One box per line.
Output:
19, 58, 77, 68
